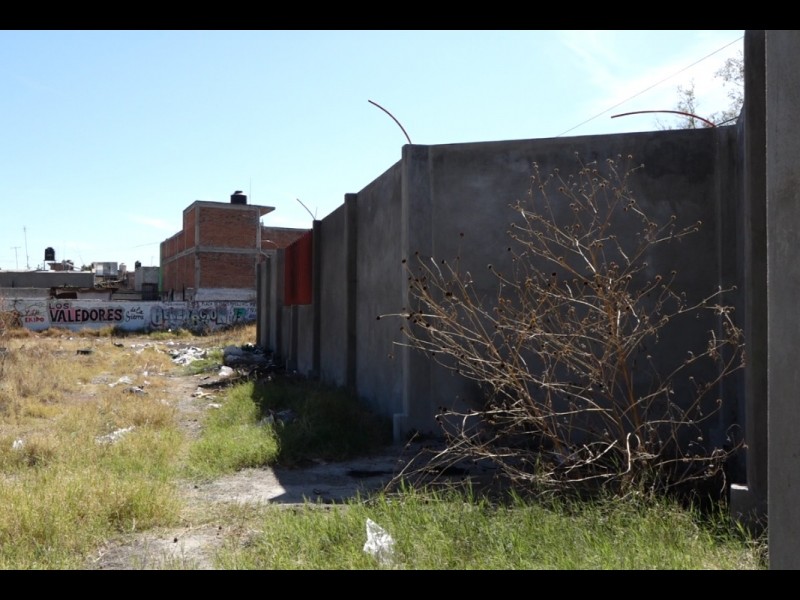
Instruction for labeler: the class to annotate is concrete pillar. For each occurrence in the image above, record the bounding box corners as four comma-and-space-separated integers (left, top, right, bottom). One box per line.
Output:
766, 29, 800, 570
345, 193, 358, 394
272, 248, 285, 363
312, 220, 322, 378
730, 29, 768, 530
399, 144, 434, 440
256, 258, 270, 349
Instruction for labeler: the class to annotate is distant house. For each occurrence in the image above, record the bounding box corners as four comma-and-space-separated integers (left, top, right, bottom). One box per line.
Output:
0, 262, 158, 301
0, 269, 95, 298
160, 191, 308, 302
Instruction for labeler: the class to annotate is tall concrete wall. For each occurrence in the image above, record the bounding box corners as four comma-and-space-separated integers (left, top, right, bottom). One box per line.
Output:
765, 29, 800, 571
730, 29, 768, 531
265, 130, 743, 447
356, 162, 406, 426
318, 204, 349, 386
396, 131, 738, 439
253, 29, 800, 569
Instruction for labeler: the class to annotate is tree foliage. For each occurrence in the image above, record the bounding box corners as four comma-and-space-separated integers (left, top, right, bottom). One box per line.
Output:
659, 51, 744, 129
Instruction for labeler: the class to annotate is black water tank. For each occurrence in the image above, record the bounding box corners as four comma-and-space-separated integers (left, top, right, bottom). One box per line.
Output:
135, 260, 142, 269
44, 247, 55, 261
231, 190, 247, 205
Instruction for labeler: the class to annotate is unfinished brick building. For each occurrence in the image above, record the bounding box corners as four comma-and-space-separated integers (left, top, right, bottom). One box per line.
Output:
160, 191, 309, 301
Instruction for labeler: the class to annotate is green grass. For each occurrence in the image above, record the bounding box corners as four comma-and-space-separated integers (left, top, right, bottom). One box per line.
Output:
181, 348, 224, 375
0, 324, 767, 570
185, 382, 279, 478
250, 378, 393, 466
0, 426, 183, 569
184, 378, 392, 478
213, 487, 766, 570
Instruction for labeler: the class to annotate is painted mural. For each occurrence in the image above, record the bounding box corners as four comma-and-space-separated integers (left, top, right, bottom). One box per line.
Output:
0, 299, 257, 333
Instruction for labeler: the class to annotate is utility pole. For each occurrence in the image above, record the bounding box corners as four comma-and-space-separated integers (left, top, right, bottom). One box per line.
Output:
23, 226, 30, 270
10, 246, 20, 269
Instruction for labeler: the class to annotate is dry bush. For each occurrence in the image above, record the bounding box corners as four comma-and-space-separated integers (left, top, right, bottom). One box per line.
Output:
389, 155, 744, 497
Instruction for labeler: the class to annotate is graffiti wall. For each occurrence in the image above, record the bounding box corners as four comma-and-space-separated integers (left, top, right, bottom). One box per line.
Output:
0, 299, 257, 333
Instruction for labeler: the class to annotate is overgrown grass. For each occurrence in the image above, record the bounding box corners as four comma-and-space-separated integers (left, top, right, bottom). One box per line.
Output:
214, 487, 765, 570
185, 382, 279, 479
0, 328, 192, 569
252, 378, 393, 466
0, 322, 767, 570
184, 378, 393, 478
0, 425, 183, 569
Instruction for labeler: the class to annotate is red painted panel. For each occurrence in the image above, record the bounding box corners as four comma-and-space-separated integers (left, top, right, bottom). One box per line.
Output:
284, 231, 313, 305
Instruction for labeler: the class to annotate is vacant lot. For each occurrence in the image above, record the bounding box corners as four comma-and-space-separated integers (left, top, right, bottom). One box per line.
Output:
0, 325, 766, 570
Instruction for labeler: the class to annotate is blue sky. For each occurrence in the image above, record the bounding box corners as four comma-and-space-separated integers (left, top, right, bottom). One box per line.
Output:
0, 30, 744, 271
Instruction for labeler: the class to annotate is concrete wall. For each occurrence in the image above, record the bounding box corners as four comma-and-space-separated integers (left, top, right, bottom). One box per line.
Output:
247, 29, 800, 569
261, 127, 742, 450
765, 29, 800, 571
134, 266, 160, 290
356, 162, 406, 429
1, 297, 256, 332
0, 271, 94, 288
318, 203, 349, 386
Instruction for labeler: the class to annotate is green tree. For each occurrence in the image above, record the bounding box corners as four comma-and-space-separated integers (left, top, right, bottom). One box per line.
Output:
659, 52, 744, 129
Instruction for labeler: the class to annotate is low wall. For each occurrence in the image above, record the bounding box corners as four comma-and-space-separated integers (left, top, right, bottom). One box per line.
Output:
0, 298, 257, 333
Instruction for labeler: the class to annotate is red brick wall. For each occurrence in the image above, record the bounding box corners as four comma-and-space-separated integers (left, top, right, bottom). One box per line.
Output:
161, 253, 195, 294
198, 252, 256, 288
185, 206, 196, 248
160, 202, 309, 297
161, 230, 185, 262
199, 205, 258, 248
262, 226, 310, 250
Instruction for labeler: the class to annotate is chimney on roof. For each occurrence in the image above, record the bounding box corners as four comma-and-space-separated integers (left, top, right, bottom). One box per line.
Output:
231, 190, 247, 205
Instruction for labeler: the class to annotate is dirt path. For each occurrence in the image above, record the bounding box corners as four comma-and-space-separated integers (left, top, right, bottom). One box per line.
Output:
85, 346, 415, 570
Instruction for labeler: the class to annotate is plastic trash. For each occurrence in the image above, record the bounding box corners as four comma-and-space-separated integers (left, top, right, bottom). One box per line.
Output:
363, 518, 395, 565
108, 375, 133, 388
95, 426, 135, 445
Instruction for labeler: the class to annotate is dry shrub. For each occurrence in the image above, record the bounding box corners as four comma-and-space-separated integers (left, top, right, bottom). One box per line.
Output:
389, 155, 744, 497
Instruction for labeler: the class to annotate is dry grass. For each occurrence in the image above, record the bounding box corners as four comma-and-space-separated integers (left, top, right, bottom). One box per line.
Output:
0, 322, 259, 568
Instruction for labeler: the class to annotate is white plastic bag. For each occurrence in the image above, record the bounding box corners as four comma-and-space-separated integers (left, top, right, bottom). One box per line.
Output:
363, 518, 395, 565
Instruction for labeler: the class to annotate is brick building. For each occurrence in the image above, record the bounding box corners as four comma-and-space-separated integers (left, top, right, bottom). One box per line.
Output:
160, 191, 309, 301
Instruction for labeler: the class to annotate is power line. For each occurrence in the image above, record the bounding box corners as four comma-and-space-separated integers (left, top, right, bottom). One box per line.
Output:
556, 36, 744, 137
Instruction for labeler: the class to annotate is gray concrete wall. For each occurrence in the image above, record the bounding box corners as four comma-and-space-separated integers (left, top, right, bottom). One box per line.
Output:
264, 129, 742, 444
393, 131, 735, 437
318, 204, 348, 387
295, 304, 315, 375
255, 29, 800, 568
730, 29, 768, 527
355, 162, 406, 425
766, 29, 800, 570
0, 271, 94, 288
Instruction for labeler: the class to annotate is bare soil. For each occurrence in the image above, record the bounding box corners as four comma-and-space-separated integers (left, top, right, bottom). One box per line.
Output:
84, 340, 419, 570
